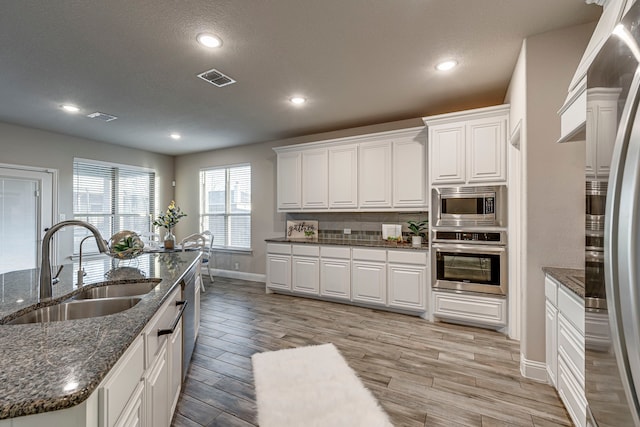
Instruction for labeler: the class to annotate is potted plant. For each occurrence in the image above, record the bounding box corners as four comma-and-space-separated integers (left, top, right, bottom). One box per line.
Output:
153, 200, 187, 249
407, 220, 428, 247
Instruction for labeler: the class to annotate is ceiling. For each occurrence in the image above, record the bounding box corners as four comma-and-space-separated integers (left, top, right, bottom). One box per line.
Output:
0, 1, 601, 156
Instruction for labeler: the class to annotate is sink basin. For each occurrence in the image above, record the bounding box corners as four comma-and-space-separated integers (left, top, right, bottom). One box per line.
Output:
7, 297, 142, 324
73, 280, 161, 300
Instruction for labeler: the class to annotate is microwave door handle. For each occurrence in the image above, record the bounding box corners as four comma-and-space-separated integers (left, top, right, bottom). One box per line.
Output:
604, 65, 640, 424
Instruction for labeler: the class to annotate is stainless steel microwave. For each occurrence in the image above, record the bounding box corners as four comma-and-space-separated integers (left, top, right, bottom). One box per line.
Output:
432, 185, 507, 227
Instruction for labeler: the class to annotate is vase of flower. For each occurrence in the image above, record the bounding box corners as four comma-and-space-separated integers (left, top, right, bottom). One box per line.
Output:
153, 201, 187, 250
163, 229, 176, 250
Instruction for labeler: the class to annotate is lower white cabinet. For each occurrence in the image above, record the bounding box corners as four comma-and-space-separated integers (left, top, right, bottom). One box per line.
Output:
169, 318, 183, 415
320, 246, 351, 300
292, 245, 320, 295
387, 250, 427, 311
115, 381, 145, 427
432, 291, 507, 326
545, 275, 586, 427
351, 249, 387, 306
146, 346, 169, 427
266, 244, 292, 291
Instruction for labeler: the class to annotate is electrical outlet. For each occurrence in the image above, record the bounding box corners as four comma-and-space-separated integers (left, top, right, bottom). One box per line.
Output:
344, 228, 351, 235
234, 262, 240, 270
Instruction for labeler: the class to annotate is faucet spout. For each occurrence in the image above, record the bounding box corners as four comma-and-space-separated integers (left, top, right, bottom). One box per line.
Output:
40, 220, 109, 300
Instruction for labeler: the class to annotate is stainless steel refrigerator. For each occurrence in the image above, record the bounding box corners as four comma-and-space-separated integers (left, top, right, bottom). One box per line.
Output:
586, 2, 640, 425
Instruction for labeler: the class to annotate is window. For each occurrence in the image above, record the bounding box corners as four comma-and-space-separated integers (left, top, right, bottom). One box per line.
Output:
73, 159, 155, 254
200, 164, 251, 250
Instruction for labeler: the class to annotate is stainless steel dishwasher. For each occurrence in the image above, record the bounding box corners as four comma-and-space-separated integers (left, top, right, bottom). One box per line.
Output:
180, 266, 197, 381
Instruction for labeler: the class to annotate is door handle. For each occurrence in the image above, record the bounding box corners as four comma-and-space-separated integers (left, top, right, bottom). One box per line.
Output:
157, 300, 188, 336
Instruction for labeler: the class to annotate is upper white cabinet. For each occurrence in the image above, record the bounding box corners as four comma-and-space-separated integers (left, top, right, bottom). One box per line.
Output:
302, 149, 328, 209
586, 88, 621, 180
328, 144, 358, 208
425, 105, 509, 186
277, 151, 302, 210
274, 127, 427, 212
359, 140, 392, 208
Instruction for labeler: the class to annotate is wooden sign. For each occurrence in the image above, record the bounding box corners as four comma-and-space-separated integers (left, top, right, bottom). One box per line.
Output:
286, 220, 318, 239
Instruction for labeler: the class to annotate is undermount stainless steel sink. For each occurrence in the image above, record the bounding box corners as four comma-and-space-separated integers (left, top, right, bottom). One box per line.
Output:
73, 280, 161, 300
7, 297, 142, 324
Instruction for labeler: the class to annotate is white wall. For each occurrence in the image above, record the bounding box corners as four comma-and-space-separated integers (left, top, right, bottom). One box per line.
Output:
174, 118, 422, 275
505, 22, 594, 370
0, 121, 175, 259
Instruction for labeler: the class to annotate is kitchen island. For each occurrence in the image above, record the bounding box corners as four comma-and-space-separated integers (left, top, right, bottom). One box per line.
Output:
0, 251, 200, 425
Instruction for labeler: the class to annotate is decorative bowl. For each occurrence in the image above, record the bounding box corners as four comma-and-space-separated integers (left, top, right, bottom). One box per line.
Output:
108, 230, 144, 259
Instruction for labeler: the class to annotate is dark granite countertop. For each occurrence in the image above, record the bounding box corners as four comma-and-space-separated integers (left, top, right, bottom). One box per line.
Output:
0, 251, 200, 420
542, 266, 585, 299
265, 237, 429, 251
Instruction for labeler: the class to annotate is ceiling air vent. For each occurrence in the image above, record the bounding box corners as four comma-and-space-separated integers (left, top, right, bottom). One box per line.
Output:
87, 112, 118, 122
197, 68, 236, 87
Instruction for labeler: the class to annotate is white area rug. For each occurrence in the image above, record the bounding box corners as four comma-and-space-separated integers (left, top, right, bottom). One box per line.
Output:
251, 343, 393, 427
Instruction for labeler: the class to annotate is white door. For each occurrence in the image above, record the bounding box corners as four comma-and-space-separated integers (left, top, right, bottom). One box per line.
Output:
0, 166, 54, 274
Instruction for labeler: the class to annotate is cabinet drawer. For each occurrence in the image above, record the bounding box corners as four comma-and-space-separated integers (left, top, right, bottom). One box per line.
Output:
320, 246, 350, 259
292, 244, 320, 257
558, 286, 584, 334
352, 248, 386, 262
267, 243, 291, 255
144, 287, 181, 368
387, 250, 427, 265
558, 357, 587, 427
545, 276, 558, 306
433, 291, 506, 326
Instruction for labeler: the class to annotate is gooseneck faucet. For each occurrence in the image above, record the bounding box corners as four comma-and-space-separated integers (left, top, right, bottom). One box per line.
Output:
40, 220, 110, 300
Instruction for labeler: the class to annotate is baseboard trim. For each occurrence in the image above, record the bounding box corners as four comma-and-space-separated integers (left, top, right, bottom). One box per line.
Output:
209, 268, 266, 283
520, 353, 549, 383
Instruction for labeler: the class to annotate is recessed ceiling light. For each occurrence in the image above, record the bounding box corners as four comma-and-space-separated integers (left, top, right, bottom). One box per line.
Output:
289, 97, 306, 105
435, 60, 458, 71
170, 133, 181, 140
197, 33, 223, 48
61, 104, 80, 113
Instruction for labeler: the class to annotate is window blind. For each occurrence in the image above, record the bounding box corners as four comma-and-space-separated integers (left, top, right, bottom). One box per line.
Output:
200, 164, 251, 250
73, 159, 155, 253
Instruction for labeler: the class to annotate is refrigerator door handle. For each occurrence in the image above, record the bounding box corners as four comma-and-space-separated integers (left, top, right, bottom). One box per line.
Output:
605, 64, 640, 426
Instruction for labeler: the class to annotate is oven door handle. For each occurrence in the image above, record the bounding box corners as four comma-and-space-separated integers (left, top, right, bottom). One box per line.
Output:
431, 243, 506, 254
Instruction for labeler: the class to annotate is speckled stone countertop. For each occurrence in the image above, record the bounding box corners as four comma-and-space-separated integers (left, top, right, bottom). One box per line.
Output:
0, 251, 200, 420
542, 266, 585, 299
265, 237, 429, 251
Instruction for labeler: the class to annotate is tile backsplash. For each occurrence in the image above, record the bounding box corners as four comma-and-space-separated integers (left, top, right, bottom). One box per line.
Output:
287, 212, 428, 241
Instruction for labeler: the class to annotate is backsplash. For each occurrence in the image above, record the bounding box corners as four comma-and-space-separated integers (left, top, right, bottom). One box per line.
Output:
286, 212, 428, 241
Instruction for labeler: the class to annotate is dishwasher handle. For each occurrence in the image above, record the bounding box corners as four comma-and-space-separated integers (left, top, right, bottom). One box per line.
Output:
157, 300, 187, 336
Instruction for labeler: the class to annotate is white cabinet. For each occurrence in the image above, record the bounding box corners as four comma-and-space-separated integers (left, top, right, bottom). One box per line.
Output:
544, 275, 586, 427
328, 144, 358, 209
387, 250, 427, 311
302, 149, 328, 209
351, 248, 387, 305
146, 345, 169, 427
359, 140, 392, 208
276, 151, 302, 210
393, 137, 427, 208
432, 291, 507, 326
586, 88, 621, 180
425, 105, 509, 186
266, 244, 292, 291
320, 246, 351, 300
99, 335, 145, 427
169, 317, 183, 415
292, 245, 320, 295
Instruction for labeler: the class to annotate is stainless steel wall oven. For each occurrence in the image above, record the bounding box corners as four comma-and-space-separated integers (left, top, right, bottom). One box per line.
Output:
431, 230, 507, 296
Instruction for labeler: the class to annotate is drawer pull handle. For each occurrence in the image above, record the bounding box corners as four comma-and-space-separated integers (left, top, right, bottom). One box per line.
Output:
157, 300, 188, 336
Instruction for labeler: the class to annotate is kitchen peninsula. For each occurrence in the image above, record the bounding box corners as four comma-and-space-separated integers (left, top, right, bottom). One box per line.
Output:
0, 251, 200, 426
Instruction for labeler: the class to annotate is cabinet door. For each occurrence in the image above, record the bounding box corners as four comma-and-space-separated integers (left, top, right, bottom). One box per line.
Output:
467, 117, 506, 183
168, 318, 183, 416
351, 261, 386, 305
393, 138, 427, 208
585, 104, 596, 178
277, 151, 302, 210
292, 256, 320, 295
546, 300, 558, 386
302, 149, 328, 209
146, 345, 169, 427
328, 144, 358, 208
320, 258, 351, 300
594, 101, 618, 179
114, 381, 145, 427
429, 124, 466, 185
194, 280, 201, 338
388, 263, 426, 311
266, 255, 291, 291
359, 141, 392, 208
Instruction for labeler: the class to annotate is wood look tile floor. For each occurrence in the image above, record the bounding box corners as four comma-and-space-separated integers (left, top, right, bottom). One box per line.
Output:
171, 277, 570, 427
